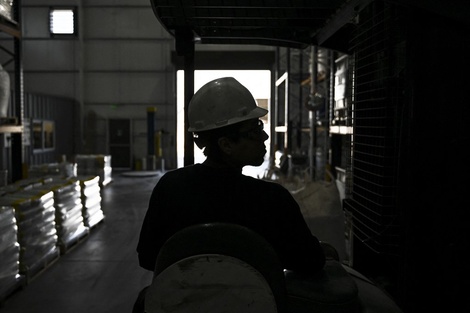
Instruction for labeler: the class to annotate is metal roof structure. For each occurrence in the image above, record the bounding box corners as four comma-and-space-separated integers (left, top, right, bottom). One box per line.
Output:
150, 0, 374, 53
150, 0, 470, 53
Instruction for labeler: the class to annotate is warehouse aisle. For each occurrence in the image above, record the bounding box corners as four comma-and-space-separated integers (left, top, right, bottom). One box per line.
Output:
0, 171, 160, 313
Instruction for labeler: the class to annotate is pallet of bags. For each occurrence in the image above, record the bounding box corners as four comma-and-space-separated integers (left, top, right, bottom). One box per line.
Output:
28, 162, 77, 180
0, 205, 25, 302
11, 177, 44, 191
0, 190, 60, 281
40, 178, 89, 254
0, 0, 14, 22
76, 155, 112, 187
77, 176, 104, 228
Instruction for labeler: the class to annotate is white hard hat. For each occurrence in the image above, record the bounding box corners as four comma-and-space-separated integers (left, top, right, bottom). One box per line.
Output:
188, 77, 268, 132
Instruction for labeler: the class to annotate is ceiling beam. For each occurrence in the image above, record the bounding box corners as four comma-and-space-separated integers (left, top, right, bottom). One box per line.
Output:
313, 0, 373, 47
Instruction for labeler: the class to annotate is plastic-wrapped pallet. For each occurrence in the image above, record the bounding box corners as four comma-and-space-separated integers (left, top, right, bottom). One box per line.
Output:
77, 176, 104, 228
40, 179, 89, 254
0, 190, 59, 279
27, 163, 61, 179
11, 177, 44, 191
0, 0, 14, 22
75, 154, 112, 187
28, 162, 77, 180
0, 205, 24, 301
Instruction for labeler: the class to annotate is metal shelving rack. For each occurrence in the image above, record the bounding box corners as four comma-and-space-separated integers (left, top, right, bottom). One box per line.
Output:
0, 0, 24, 182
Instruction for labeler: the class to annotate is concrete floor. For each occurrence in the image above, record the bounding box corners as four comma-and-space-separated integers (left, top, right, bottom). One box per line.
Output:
0, 171, 160, 313
0, 167, 346, 313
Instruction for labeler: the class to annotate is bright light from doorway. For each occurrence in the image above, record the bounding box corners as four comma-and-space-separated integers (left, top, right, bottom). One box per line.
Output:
177, 70, 271, 177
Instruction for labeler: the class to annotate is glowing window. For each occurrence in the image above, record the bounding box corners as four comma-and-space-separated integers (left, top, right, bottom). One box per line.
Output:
50, 8, 76, 36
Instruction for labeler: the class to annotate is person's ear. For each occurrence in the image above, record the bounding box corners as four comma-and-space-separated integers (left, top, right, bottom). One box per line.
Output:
217, 137, 233, 155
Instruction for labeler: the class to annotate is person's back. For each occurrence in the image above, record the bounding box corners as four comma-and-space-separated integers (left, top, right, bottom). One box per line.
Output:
137, 162, 325, 273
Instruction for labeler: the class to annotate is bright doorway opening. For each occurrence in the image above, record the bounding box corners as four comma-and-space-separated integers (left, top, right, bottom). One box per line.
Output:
177, 70, 271, 177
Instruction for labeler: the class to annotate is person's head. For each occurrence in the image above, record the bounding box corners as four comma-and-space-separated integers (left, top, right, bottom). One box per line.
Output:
188, 77, 269, 168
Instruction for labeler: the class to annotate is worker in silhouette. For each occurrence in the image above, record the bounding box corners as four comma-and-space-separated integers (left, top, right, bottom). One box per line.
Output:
134, 77, 325, 312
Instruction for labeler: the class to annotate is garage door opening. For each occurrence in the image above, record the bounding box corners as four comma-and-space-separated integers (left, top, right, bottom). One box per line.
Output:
177, 70, 271, 178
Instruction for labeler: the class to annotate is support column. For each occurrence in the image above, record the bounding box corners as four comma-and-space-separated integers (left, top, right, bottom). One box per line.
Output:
176, 28, 195, 166
147, 107, 156, 156
11, 0, 24, 182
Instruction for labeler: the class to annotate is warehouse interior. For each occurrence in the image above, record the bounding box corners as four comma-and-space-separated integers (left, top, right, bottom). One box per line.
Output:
0, 0, 469, 312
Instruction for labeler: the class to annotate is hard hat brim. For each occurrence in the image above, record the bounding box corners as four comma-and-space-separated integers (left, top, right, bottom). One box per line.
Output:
188, 106, 268, 132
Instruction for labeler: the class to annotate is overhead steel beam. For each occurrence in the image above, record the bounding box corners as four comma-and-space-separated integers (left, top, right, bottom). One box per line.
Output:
313, 0, 372, 47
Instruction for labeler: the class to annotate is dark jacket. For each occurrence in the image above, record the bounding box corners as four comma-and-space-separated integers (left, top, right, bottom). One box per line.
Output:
136, 163, 325, 273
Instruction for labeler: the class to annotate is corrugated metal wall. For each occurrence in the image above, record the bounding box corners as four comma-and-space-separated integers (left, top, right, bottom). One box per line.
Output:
1, 91, 78, 180
19, 0, 177, 169
23, 92, 78, 166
